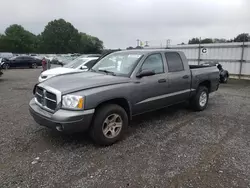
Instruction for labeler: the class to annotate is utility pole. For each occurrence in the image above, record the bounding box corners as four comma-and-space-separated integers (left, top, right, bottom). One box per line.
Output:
166, 39, 171, 48
198, 37, 201, 65
136, 39, 140, 47
239, 34, 246, 79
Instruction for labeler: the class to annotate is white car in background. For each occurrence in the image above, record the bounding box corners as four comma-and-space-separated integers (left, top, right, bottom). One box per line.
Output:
38, 57, 98, 82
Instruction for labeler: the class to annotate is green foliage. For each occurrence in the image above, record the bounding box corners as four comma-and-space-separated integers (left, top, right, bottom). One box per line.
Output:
126, 46, 133, 50
213, 38, 227, 43
188, 38, 200, 44
0, 24, 37, 53
200, 38, 213, 44
188, 33, 250, 45
79, 33, 104, 54
188, 38, 215, 44
234, 33, 250, 42
0, 19, 103, 54
40, 19, 81, 53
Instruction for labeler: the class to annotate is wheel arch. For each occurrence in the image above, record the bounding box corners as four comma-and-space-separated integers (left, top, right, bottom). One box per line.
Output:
94, 98, 132, 120
198, 80, 211, 93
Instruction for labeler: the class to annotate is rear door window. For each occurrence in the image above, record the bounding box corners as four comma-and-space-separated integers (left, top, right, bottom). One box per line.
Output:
165, 52, 184, 72
14, 56, 23, 62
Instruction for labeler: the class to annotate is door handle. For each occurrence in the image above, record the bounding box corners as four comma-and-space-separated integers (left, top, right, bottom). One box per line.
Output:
183, 75, 189, 79
158, 79, 166, 83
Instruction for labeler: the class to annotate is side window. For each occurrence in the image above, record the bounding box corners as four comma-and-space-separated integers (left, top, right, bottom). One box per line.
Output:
85, 60, 97, 69
15, 57, 23, 61
165, 52, 184, 72
141, 54, 164, 74
22, 57, 28, 61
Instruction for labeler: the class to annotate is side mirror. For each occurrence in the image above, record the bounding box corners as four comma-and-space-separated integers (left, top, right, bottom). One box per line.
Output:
136, 69, 155, 78
80, 65, 88, 70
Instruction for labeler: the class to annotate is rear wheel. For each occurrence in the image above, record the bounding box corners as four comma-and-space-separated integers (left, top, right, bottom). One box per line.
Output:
90, 104, 128, 146
222, 75, 228, 83
190, 86, 209, 111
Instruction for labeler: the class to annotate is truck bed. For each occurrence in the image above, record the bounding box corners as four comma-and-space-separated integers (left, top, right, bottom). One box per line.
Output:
189, 65, 215, 69
190, 65, 219, 93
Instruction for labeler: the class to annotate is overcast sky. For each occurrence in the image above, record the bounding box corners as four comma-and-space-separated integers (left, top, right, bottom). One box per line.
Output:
0, 0, 249, 48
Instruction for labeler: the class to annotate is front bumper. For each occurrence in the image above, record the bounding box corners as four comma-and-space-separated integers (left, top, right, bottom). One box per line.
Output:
29, 98, 94, 133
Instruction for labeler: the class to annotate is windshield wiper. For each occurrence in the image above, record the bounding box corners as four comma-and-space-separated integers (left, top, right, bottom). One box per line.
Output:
98, 69, 116, 76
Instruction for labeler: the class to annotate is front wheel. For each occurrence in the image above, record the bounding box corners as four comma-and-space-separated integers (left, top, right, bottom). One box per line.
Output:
31, 63, 37, 69
3, 63, 10, 70
90, 104, 128, 146
190, 86, 209, 111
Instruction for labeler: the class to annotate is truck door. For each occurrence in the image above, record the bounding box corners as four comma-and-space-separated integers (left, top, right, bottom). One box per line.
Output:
132, 53, 169, 115
164, 52, 191, 104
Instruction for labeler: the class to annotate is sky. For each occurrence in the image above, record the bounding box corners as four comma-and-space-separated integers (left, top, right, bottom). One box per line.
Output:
0, 0, 249, 49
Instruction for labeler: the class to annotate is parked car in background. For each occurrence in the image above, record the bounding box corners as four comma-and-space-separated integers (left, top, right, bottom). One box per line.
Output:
50, 56, 75, 66
202, 61, 229, 83
30, 49, 219, 145
0, 59, 3, 77
0, 52, 14, 65
2, 55, 42, 69
0, 52, 13, 59
58, 56, 76, 66
38, 57, 98, 82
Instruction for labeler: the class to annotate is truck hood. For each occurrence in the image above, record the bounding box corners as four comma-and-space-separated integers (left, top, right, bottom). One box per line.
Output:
39, 71, 130, 94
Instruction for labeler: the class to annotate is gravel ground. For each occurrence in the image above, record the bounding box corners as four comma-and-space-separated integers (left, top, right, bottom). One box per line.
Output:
0, 68, 250, 188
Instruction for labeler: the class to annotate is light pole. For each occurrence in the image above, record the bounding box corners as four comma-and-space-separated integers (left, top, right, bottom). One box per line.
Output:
166, 39, 171, 48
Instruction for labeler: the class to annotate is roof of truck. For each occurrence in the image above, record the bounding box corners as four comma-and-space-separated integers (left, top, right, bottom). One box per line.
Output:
113, 49, 182, 55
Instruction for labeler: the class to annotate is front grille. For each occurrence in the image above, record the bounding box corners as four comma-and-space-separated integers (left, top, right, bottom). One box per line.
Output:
35, 86, 57, 112
46, 91, 57, 101
36, 87, 43, 96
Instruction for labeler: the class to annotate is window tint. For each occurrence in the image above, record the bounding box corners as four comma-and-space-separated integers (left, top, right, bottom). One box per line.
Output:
141, 54, 164, 74
165, 52, 184, 72
23, 56, 31, 60
85, 60, 97, 69
15, 56, 23, 60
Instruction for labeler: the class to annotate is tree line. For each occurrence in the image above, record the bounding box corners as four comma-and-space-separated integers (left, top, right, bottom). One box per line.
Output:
187, 33, 250, 44
0, 19, 104, 54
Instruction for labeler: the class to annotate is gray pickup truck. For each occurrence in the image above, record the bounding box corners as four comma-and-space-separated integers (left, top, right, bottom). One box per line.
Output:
29, 49, 219, 145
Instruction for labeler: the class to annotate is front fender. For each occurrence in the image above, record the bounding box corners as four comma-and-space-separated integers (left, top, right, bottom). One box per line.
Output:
72, 82, 134, 111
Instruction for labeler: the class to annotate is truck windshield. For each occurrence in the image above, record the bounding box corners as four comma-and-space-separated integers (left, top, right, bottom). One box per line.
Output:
92, 52, 143, 76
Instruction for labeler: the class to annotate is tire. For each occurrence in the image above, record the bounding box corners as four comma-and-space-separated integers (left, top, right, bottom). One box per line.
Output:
190, 86, 209, 111
222, 75, 228, 83
90, 104, 128, 146
3, 63, 9, 70
31, 63, 37, 69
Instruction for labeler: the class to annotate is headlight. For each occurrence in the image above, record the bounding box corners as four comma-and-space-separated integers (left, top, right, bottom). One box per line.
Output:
62, 95, 84, 109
